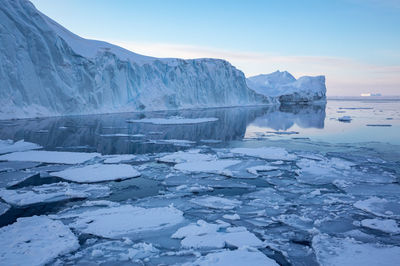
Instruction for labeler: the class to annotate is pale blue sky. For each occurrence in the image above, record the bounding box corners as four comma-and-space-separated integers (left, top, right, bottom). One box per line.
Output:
31, 0, 400, 96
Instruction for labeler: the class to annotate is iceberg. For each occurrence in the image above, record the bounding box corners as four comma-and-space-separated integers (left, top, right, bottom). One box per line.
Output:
246, 70, 326, 103
0, 0, 269, 120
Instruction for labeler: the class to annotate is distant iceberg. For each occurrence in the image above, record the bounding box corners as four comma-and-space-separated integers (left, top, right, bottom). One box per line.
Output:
246, 71, 326, 103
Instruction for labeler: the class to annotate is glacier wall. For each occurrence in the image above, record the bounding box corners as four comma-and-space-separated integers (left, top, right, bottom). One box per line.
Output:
0, 0, 270, 120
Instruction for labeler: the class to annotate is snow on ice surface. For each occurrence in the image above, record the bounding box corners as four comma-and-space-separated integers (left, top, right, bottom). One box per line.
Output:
158, 150, 216, 163
246, 165, 279, 175
231, 147, 297, 160
313, 234, 400, 266
0, 216, 79, 266
172, 220, 263, 249
354, 197, 400, 219
360, 218, 400, 234
0, 150, 100, 164
0, 202, 10, 216
193, 248, 278, 266
0, 139, 42, 154
61, 205, 184, 238
63, 240, 159, 264
0, 182, 110, 206
50, 164, 140, 183
174, 159, 241, 173
102, 154, 138, 164
127, 117, 219, 125
191, 196, 242, 210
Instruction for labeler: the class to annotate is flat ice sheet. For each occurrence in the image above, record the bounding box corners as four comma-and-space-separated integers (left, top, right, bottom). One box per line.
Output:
0, 171, 38, 188
159, 150, 216, 164
313, 234, 400, 266
174, 160, 240, 173
231, 147, 297, 160
126, 116, 218, 125
0, 150, 100, 164
50, 164, 140, 183
0, 182, 110, 206
0, 139, 41, 154
194, 248, 278, 266
191, 196, 242, 210
0, 202, 10, 216
0, 216, 79, 266
361, 218, 400, 234
62, 205, 184, 238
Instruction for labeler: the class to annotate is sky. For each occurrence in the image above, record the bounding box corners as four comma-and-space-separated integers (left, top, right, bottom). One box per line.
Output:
30, 0, 400, 96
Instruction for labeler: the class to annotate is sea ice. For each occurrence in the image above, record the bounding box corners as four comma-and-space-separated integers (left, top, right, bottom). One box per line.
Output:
0, 171, 39, 188
63, 205, 184, 238
338, 116, 352, 122
0, 202, 10, 216
126, 117, 218, 125
193, 248, 278, 266
0, 139, 41, 154
158, 150, 216, 164
103, 154, 138, 164
231, 147, 297, 160
0, 216, 79, 266
191, 196, 242, 210
0, 150, 100, 164
0, 161, 40, 172
360, 218, 400, 234
50, 164, 140, 183
174, 160, 241, 173
172, 220, 263, 249
313, 234, 400, 266
246, 165, 279, 176
0, 182, 110, 206
354, 197, 400, 219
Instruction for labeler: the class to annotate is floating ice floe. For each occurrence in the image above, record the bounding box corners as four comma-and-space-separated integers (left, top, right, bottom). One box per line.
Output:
100, 133, 145, 137
0, 216, 79, 266
126, 117, 218, 125
0, 202, 10, 216
0, 182, 110, 206
102, 154, 138, 164
0, 150, 100, 164
222, 213, 240, 220
174, 160, 241, 174
0, 171, 39, 188
158, 150, 216, 164
231, 147, 297, 161
60, 205, 184, 238
50, 164, 140, 183
191, 196, 242, 210
338, 116, 352, 122
360, 218, 400, 234
193, 248, 278, 266
63, 240, 159, 264
246, 165, 279, 176
0, 161, 40, 172
0, 139, 42, 154
312, 234, 400, 266
354, 197, 400, 219
172, 220, 263, 249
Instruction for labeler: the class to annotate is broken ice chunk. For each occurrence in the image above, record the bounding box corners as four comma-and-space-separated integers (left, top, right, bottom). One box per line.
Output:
191, 196, 242, 210
313, 234, 400, 266
193, 248, 278, 266
231, 147, 297, 161
0, 171, 39, 188
354, 197, 400, 219
0, 216, 79, 266
0, 202, 10, 216
50, 164, 140, 183
174, 159, 240, 174
0, 182, 110, 206
62, 205, 184, 238
0, 150, 100, 164
0, 139, 41, 154
158, 150, 216, 164
360, 218, 400, 234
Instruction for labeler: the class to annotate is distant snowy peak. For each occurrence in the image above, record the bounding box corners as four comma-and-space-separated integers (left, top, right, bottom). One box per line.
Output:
246, 71, 326, 103
0, 0, 270, 120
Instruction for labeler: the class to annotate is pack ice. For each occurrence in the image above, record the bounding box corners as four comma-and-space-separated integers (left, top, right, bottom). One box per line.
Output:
246, 70, 326, 103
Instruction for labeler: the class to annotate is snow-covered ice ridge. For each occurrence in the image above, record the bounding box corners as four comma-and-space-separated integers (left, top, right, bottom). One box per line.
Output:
246, 70, 326, 103
0, 0, 271, 120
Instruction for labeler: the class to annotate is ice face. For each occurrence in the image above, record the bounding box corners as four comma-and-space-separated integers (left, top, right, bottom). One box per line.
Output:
0, 216, 79, 266
0, 0, 269, 120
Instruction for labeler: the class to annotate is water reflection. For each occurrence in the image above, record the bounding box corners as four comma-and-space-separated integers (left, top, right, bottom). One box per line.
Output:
0, 104, 326, 154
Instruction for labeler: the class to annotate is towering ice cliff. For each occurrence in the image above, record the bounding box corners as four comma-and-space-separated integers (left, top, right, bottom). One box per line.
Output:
246, 71, 326, 103
0, 0, 270, 119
